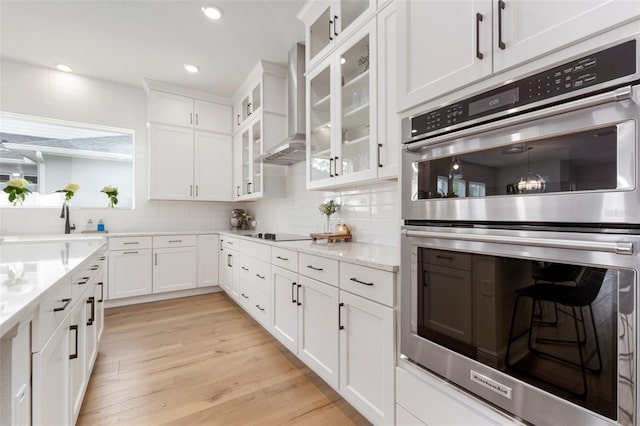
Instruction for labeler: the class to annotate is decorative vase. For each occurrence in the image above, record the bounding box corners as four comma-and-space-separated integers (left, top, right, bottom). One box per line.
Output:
324, 216, 332, 233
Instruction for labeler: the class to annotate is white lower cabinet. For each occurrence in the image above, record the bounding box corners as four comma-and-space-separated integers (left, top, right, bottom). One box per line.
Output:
218, 237, 240, 299
153, 246, 197, 293
298, 275, 340, 389
271, 265, 299, 353
69, 295, 88, 422
108, 237, 153, 300
197, 234, 220, 287
32, 248, 106, 426
32, 314, 71, 426
0, 319, 32, 426
339, 290, 394, 425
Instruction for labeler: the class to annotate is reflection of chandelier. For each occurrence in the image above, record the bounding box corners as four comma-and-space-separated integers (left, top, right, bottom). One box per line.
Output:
516, 148, 546, 194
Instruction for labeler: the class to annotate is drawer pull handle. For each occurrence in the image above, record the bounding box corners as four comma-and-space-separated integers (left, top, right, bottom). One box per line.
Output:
228, 241, 234, 245
307, 265, 324, 271
78, 277, 90, 285
54, 298, 72, 312
349, 277, 374, 286
241, 293, 249, 299
256, 304, 265, 312
297, 284, 302, 306
256, 274, 265, 279
338, 302, 345, 330
98, 282, 104, 303
291, 282, 297, 303
123, 242, 139, 245
436, 255, 454, 260
169, 240, 182, 243
70, 324, 79, 359
123, 251, 139, 255
241, 266, 249, 271
276, 256, 289, 261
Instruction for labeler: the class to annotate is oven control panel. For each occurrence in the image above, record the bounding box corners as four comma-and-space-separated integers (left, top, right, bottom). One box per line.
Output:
409, 40, 636, 142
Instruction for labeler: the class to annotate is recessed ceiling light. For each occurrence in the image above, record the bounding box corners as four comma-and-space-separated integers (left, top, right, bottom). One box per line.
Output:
341, 57, 346, 64
202, 5, 223, 20
184, 64, 200, 74
56, 64, 72, 72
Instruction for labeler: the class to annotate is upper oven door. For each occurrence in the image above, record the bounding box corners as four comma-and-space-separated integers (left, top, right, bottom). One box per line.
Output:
402, 85, 640, 224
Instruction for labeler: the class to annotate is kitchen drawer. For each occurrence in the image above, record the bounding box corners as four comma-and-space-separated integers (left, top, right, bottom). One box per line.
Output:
272, 247, 298, 272
70, 254, 103, 302
32, 275, 72, 353
222, 236, 239, 251
239, 255, 271, 294
427, 250, 471, 271
248, 285, 271, 329
239, 239, 270, 262
109, 236, 152, 251
339, 262, 395, 307
298, 253, 338, 286
153, 235, 196, 248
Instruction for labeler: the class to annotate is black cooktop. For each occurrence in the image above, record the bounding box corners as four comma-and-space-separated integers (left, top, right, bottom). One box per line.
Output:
249, 233, 311, 242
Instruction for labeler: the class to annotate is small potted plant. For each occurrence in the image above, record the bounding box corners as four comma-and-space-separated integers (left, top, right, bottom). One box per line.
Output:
319, 199, 339, 233
3, 178, 31, 206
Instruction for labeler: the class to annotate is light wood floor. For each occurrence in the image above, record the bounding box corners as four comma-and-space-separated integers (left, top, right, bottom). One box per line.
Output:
77, 293, 369, 425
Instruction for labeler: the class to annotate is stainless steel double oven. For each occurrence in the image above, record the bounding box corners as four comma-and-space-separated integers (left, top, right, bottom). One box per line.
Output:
401, 35, 640, 425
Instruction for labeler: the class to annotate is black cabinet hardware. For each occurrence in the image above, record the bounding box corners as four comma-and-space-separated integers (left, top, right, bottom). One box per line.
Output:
256, 305, 265, 312
70, 325, 79, 359
241, 293, 249, 299
123, 251, 139, 255
241, 266, 249, 271
98, 282, 104, 303
256, 274, 265, 279
334, 156, 339, 176
276, 256, 289, 261
498, 1, 506, 50
333, 15, 339, 36
436, 255, 454, 260
329, 19, 333, 41
306, 265, 324, 271
54, 298, 72, 312
350, 277, 374, 286
378, 144, 383, 167
329, 158, 334, 177
291, 282, 297, 303
87, 297, 95, 326
338, 302, 345, 330
297, 284, 302, 306
476, 13, 484, 59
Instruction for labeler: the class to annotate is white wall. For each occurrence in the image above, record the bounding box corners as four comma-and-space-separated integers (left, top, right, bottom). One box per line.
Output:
0, 60, 242, 235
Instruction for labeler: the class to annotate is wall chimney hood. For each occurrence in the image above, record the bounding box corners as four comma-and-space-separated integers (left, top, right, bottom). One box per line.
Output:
255, 43, 306, 165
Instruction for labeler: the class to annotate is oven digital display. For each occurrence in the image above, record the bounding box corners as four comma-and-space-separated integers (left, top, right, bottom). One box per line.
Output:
468, 87, 519, 117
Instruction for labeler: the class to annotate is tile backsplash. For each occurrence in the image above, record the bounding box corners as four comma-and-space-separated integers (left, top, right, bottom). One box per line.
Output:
250, 162, 401, 247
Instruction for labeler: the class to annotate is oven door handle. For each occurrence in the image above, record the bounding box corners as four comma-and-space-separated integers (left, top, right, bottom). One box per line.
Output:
404, 85, 633, 152
403, 229, 633, 255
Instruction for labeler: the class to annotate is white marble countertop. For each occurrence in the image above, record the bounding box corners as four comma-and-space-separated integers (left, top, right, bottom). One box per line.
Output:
0, 237, 106, 336
218, 231, 399, 272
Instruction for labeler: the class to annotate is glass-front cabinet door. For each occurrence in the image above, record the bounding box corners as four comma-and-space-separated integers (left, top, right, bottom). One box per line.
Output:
337, 28, 376, 184
305, 0, 376, 69
251, 120, 262, 195
306, 23, 376, 189
308, 63, 333, 187
241, 127, 251, 196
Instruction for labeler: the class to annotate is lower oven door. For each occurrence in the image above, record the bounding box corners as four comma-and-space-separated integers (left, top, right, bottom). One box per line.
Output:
401, 225, 638, 425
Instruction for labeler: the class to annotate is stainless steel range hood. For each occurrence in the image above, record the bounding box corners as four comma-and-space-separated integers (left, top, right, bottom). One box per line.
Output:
255, 43, 306, 165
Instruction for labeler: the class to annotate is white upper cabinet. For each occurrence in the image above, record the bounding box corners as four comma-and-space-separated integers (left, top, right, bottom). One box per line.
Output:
194, 99, 232, 134
299, 0, 377, 71
492, 0, 640, 72
397, 0, 640, 111
148, 87, 233, 201
149, 90, 231, 133
194, 132, 232, 201
307, 22, 378, 189
231, 62, 287, 201
397, 0, 492, 112
232, 61, 286, 136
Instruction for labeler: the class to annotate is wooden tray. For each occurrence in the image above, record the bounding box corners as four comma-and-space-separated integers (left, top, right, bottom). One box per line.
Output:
309, 233, 352, 243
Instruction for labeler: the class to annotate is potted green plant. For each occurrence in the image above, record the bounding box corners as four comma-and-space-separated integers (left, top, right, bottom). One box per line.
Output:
319, 199, 339, 233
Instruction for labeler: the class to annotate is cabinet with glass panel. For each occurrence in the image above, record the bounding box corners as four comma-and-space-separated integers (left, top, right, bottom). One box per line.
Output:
307, 22, 378, 189
298, 0, 377, 71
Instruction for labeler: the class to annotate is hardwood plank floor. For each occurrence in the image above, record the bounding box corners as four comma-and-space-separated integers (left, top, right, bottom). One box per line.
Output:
78, 293, 369, 425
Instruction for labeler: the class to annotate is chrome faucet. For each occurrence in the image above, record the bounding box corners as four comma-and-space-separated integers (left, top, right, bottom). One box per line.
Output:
60, 204, 76, 234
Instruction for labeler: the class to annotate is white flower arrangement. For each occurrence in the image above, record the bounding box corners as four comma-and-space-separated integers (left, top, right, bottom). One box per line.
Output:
55, 182, 80, 205
3, 178, 31, 206
101, 185, 118, 208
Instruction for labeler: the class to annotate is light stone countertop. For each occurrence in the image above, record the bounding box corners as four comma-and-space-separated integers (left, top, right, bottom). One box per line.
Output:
0, 237, 106, 336
218, 231, 399, 272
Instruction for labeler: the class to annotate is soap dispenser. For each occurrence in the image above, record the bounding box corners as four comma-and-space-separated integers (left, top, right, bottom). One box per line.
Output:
97, 219, 105, 232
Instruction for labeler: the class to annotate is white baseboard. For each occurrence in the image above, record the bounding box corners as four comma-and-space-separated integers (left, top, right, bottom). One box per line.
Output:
104, 286, 221, 308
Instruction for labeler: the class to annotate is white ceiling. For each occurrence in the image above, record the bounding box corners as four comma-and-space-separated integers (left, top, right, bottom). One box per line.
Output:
0, 0, 305, 98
